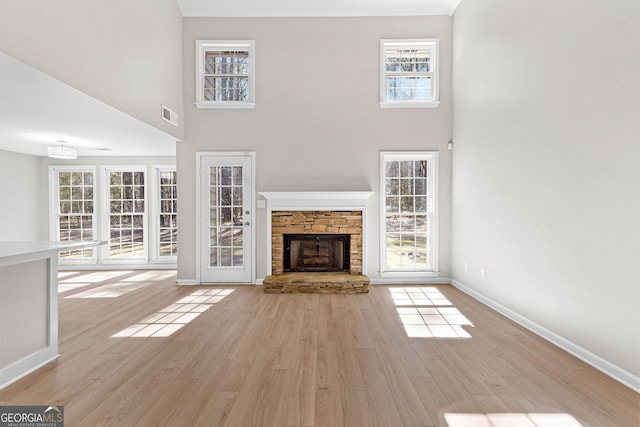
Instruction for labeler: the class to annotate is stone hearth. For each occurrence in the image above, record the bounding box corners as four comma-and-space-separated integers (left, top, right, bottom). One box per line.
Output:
263, 272, 369, 293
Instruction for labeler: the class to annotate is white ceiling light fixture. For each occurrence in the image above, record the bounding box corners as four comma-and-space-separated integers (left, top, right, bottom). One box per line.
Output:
47, 140, 77, 159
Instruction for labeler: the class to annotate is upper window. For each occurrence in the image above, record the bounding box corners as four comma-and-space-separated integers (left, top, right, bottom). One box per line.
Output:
380, 39, 439, 108
195, 40, 255, 109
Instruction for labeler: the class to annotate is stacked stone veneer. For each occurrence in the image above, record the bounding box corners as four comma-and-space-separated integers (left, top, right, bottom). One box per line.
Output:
265, 210, 369, 293
271, 210, 363, 275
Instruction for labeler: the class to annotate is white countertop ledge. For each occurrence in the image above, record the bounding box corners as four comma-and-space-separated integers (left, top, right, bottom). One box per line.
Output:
0, 241, 106, 266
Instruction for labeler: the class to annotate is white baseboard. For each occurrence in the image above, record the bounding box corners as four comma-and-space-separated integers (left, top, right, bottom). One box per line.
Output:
1, 351, 59, 391
176, 279, 198, 285
450, 279, 640, 393
371, 276, 451, 285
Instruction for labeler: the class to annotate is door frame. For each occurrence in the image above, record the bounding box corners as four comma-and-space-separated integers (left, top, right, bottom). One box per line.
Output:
195, 151, 257, 284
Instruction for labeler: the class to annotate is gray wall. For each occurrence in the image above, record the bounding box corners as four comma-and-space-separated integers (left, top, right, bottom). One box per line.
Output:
0, 150, 44, 240
452, 0, 640, 380
0, 0, 184, 141
179, 16, 453, 282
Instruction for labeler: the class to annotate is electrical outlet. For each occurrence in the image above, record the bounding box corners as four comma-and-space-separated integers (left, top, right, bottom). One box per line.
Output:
257, 199, 266, 209
463, 262, 469, 272
480, 268, 486, 280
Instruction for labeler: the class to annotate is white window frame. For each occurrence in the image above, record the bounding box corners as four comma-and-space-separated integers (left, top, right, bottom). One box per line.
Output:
380, 151, 439, 277
195, 40, 256, 109
152, 165, 177, 264
49, 166, 98, 265
380, 39, 440, 109
101, 165, 148, 264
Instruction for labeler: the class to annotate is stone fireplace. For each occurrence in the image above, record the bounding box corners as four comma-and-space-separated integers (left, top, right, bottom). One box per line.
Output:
271, 210, 363, 275
260, 192, 373, 293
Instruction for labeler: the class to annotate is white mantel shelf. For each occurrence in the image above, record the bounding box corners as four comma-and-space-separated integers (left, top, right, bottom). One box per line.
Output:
259, 191, 374, 210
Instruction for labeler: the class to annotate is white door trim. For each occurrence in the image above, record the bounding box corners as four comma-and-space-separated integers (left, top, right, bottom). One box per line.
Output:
195, 151, 256, 284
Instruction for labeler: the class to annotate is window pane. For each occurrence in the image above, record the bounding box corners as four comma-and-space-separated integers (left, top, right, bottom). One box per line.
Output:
386, 196, 399, 213
204, 76, 249, 102
233, 187, 243, 205
385, 161, 399, 177
383, 41, 436, 104
157, 169, 177, 258
233, 167, 243, 185
383, 155, 434, 271
386, 178, 399, 196
400, 161, 413, 177
56, 169, 95, 260
108, 168, 146, 258
59, 172, 70, 185
400, 179, 414, 195
208, 165, 243, 266
400, 196, 414, 212
415, 196, 428, 213
71, 172, 82, 185
233, 248, 243, 267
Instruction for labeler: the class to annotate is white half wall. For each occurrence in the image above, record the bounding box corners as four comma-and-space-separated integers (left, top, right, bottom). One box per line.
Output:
452, 0, 640, 382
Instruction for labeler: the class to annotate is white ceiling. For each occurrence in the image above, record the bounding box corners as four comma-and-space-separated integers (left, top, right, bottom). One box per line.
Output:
0, 52, 177, 158
177, 0, 462, 17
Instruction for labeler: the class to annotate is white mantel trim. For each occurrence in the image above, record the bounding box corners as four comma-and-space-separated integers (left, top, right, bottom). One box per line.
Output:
259, 191, 374, 277
260, 191, 374, 209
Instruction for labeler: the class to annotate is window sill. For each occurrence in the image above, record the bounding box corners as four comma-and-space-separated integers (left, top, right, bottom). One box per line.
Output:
379, 101, 440, 109
195, 101, 256, 110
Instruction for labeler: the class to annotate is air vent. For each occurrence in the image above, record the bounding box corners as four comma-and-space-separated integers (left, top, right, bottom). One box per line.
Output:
161, 105, 178, 127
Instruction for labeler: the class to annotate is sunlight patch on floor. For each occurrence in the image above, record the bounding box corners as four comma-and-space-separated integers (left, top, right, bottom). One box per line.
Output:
390, 287, 474, 338
64, 280, 153, 298
112, 288, 234, 338
58, 271, 134, 293
121, 270, 176, 281
444, 412, 583, 427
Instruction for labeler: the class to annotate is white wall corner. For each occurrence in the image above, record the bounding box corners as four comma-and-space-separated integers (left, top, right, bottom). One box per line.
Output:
450, 279, 640, 393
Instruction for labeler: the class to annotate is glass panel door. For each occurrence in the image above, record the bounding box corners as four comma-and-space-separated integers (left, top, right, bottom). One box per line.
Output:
200, 155, 253, 283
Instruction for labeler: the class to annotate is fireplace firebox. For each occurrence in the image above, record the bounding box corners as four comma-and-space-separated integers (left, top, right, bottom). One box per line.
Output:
283, 234, 350, 272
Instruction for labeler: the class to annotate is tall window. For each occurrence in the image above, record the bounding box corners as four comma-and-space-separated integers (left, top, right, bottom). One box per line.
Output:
155, 167, 178, 259
50, 167, 96, 261
195, 40, 255, 109
104, 167, 146, 260
380, 39, 439, 108
381, 152, 438, 272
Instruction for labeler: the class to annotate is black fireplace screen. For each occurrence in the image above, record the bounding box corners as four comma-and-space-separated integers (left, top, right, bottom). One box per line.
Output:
283, 234, 350, 272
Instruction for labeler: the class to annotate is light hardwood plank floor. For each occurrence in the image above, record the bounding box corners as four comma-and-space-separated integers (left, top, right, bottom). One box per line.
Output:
0, 270, 637, 426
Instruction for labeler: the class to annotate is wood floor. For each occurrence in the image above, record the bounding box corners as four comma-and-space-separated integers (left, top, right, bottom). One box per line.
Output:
0, 270, 637, 426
